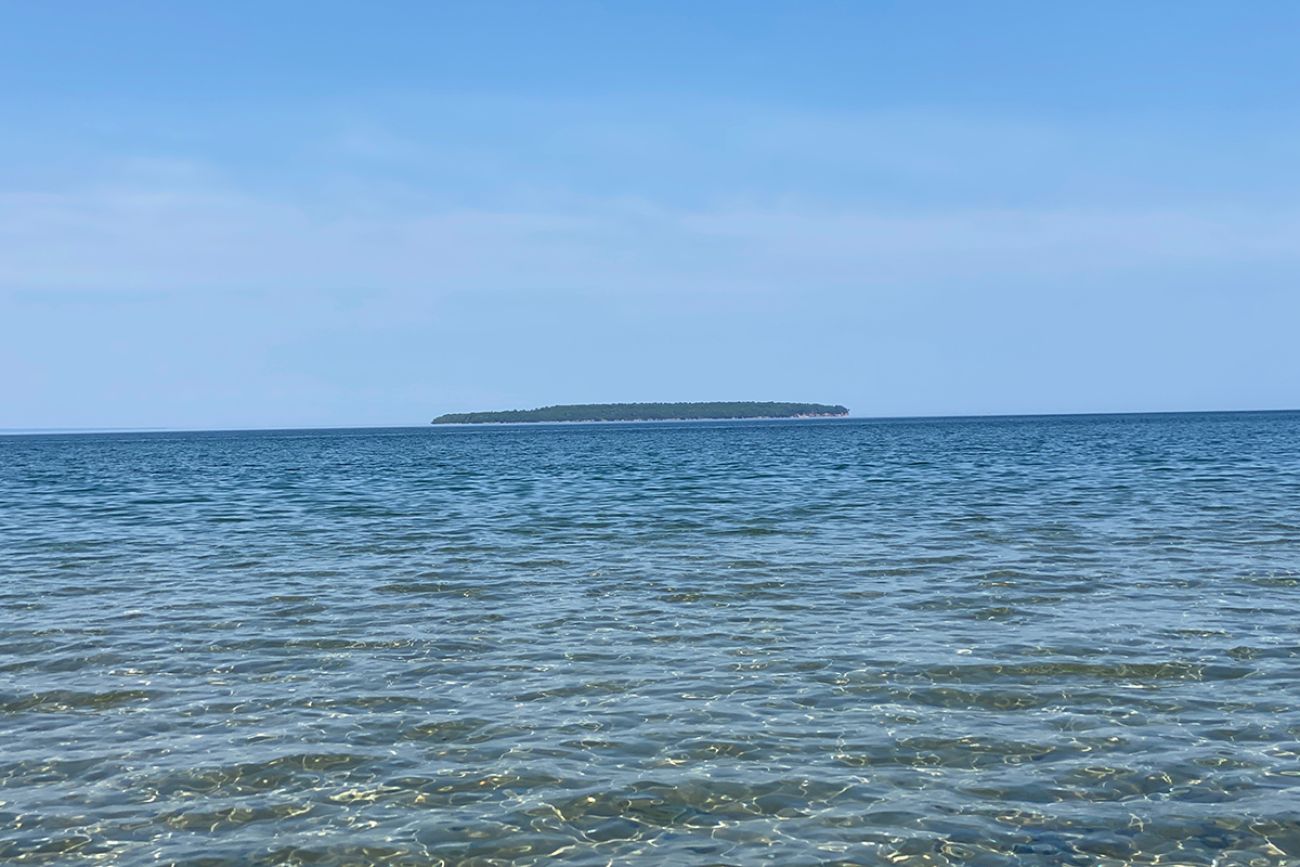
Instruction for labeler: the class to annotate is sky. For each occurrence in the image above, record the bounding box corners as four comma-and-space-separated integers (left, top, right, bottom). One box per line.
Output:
3, 1, 1299, 429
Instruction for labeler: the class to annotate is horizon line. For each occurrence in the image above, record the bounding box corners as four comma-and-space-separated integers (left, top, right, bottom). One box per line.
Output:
3, 406, 1298, 438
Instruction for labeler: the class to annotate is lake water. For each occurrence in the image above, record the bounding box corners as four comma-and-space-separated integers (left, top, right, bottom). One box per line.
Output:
2, 413, 1298, 864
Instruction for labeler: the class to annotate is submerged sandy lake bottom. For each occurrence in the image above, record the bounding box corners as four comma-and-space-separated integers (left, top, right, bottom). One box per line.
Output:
2, 414, 1298, 864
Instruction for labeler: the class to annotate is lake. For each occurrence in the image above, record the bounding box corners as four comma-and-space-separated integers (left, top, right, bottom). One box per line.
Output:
2, 413, 1298, 863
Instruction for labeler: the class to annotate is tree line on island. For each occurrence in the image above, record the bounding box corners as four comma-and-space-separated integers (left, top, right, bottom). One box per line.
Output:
432, 401, 850, 424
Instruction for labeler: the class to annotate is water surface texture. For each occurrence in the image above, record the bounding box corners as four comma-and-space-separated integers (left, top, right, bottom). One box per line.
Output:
3, 414, 1299, 864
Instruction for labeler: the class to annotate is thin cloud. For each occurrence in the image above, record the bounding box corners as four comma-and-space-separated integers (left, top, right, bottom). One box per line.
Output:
3, 169, 1298, 299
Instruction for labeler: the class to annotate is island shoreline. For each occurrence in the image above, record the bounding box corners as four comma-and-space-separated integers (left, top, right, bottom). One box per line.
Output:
431, 414, 851, 426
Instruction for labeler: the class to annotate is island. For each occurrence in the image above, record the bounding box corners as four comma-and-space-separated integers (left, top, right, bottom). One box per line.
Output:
432, 401, 849, 424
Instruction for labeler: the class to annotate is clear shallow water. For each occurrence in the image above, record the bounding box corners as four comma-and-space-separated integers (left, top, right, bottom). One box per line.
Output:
2, 413, 1298, 865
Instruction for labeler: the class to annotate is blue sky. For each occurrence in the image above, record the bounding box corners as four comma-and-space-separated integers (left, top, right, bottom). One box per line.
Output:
3, 1, 1299, 428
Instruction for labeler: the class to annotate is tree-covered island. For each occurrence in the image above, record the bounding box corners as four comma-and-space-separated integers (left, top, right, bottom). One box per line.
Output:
432, 401, 849, 424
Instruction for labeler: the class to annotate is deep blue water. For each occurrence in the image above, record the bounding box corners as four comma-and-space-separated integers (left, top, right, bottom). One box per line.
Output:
2, 413, 1299, 865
